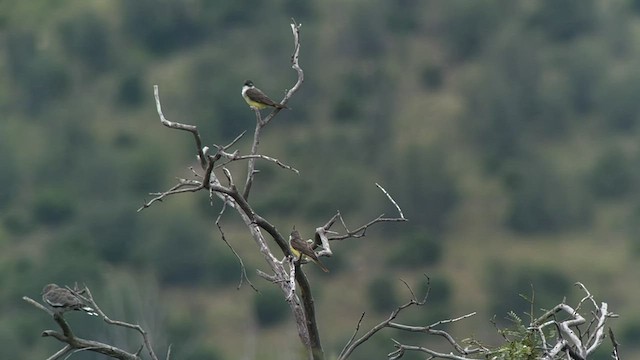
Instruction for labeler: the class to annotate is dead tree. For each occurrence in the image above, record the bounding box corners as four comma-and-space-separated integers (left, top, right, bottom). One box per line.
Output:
136, 20, 406, 359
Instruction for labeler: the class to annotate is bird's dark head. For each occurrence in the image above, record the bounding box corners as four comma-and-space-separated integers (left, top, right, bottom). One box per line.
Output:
244, 80, 254, 87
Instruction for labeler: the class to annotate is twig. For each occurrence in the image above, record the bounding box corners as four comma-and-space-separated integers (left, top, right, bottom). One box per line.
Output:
388, 341, 481, 360
45, 345, 72, 360
225, 153, 299, 174
78, 287, 161, 360
326, 184, 407, 241
376, 183, 405, 219
338, 277, 487, 360
242, 109, 263, 200
262, 19, 305, 127
23, 296, 53, 316
137, 179, 203, 212
308, 184, 407, 260
609, 328, 620, 360
339, 312, 365, 358
399, 278, 418, 302
388, 312, 479, 355
215, 201, 258, 291
338, 280, 428, 360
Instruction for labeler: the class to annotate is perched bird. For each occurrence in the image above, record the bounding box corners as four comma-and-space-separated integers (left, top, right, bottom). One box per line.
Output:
289, 229, 329, 273
241, 80, 289, 110
41, 283, 98, 316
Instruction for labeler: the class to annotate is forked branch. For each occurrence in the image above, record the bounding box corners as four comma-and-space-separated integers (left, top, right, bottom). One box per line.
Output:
337, 278, 482, 360
310, 183, 407, 258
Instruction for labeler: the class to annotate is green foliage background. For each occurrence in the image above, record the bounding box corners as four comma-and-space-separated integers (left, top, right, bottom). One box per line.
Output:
1, 1, 639, 359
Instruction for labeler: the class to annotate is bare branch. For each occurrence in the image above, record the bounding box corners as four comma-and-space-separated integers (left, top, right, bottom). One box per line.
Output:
154, 85, 206, 170
137, 179, 203, 212
78, 286, 161, 360
325, 184, 407, 242
339, 313, 365, 358
376, 183, 405, 219
242, 109, 263, 200
23, 296, 53, 316
45, 345, 73, 360
262, 19, 304, 127
25, 282, 167, 360
338, 280, 428, 360
338, 276, 489, 360
243, 20, 305, 200
226, 153, 299, 174
388, 312, 480, 356
389, 341, 481, 360
285, 256, 297, 301
26, 295, 142, 360
399, 279, 417, 302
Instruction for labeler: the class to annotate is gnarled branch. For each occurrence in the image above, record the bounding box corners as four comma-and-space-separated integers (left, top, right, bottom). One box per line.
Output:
24, 284, 161, 360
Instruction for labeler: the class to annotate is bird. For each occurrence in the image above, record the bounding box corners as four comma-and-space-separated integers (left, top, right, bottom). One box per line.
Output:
41, 283, 98, 316
241, 80, 289, 110
289, 229, 329, 273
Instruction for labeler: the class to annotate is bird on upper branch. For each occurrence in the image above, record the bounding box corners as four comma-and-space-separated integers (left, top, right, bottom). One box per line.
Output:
241, 80, 289, 110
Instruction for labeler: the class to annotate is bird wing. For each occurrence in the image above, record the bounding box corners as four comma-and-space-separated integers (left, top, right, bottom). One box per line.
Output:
291, 237, 329, 272
45, 289, 82, 308
291, 236, 318, 261
246, 88, 279, 107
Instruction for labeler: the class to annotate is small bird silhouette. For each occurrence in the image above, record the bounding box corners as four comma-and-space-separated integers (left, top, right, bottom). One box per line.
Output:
289, 229, 329, 273
241, 80, 289, 110
42, 283, 98, 316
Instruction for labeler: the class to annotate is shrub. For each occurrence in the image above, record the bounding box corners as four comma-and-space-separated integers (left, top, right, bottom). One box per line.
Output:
86, 204, 138, 264
116, 72, 145, 108
588, 147, 636, 199
598, 70, 640, 131
120, 0, 206, 55
58, 11, 113, 73
394, 146, 459, 235
32, 188, 76, 226
505, 158, 592, 234
387, 231, 442, 269
420, 63, 443, 90
254, 287, 289, 328
486, 263, 571, 325
527, 0, 596, 41
134, 212, 227, 286
619, 321, 640, 349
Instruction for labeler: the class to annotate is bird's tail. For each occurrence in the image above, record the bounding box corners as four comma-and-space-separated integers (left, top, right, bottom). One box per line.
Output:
312, 258, 330, 273
79, 306, 99, 316
275, 103, 290, 110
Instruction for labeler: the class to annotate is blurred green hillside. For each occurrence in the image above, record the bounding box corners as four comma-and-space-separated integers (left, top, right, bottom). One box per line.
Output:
2, 0, 640, 359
